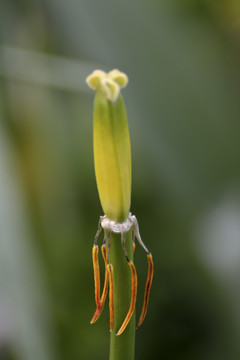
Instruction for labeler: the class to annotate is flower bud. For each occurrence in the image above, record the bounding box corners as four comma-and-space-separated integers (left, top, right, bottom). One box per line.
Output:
86, 70, 131, 222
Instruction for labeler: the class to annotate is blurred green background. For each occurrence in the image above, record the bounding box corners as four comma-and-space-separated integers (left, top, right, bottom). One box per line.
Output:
1, 1, 240, 359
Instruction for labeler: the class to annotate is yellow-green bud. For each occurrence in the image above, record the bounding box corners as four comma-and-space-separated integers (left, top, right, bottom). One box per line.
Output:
86, 70, 131, 222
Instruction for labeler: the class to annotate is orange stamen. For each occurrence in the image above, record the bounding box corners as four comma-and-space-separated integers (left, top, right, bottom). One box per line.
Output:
137, 253, 154, 329
107, 264, 114, 331
116, 261, 137, 336
91, 244, 109, 323
90, 245, 101, 324
100, 244, 109, 304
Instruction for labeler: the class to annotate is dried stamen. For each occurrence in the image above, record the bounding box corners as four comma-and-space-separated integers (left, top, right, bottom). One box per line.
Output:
108, 264, 114, 331
137, 253, 154, 329
116, 261, 137, 336
100, 244, 109, 305
91, 213, 153, 335
91, 244, 109, 323
91, 245, 101, 313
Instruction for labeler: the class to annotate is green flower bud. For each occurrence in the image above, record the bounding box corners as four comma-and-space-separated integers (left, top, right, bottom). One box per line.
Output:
86, 70, 131, 222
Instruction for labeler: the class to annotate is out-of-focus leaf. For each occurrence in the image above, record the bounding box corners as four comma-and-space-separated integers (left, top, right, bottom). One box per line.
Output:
0, 45, 100, 93
0, 93, 55, 360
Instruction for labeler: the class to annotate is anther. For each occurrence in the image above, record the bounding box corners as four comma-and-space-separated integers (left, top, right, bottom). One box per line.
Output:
90, 244, 109, 324
116, 261, 137, 336
91, 214, 153, 334
100, 245, 109, 308
91, 245, 101, 320
107, 264, 114, 331
137, 253, 154, 329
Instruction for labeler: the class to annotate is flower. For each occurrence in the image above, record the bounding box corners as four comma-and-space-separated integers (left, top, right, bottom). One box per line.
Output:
86, 70, 153, 336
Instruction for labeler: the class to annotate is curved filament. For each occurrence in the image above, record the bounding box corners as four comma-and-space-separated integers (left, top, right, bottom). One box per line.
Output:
132, 243, 136, 256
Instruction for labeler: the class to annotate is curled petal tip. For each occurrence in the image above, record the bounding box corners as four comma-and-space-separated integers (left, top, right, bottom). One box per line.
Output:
86, 69, 128, 102
100, 77, 120, 102
107, 69, 129, 88
86, 70, 106, 90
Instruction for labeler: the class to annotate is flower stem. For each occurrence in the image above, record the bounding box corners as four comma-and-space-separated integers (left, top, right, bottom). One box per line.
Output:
109, 231, 135, 360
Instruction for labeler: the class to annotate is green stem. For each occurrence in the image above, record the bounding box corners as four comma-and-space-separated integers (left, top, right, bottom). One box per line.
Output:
109, 231, 135, 360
